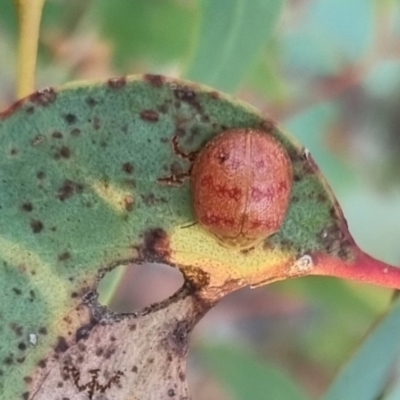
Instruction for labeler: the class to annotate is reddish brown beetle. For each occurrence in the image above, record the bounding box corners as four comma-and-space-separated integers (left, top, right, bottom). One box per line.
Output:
191, 128, 293, 249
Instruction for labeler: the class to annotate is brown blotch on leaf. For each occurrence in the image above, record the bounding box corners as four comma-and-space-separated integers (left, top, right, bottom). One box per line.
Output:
52, 131, 63, 139
55, 336, 69, 353
122, 162, 134, 174
37, 359, 47, 368
22, 392, 30, 400
95, 348, 104, 357
144, 74, 164, 87
108, 76, 127, 89
137, 228, 170, 262
30, 219, 44, 234
12, 288, 22, 295
70, 128, 81, 137
30, 87, 56, 106
57, 180, 83, 201
21, 202, 33, 212
140, 109, 159, 122
209, 91, 220, 100
10, 148, 18, 156
259, 119, 275, 132
58, 252, 71, 262
55, 146, 71, 159
173, 86, 196, 103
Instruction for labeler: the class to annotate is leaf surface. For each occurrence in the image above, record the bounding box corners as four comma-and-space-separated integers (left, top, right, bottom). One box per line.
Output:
0, 75, 398, 398
323, 296, 400, 400
185, 0, 284, 92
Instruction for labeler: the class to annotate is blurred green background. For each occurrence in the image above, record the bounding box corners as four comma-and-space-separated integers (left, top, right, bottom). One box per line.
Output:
1, 0, 400, 398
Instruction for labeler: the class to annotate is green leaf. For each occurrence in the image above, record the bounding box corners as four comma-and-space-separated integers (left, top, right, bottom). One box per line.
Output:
94, 0, 196, 68
200, 344, 310, 400
0, 75, 398, 398
323, 296, 400, 400
185, 0, 284, 92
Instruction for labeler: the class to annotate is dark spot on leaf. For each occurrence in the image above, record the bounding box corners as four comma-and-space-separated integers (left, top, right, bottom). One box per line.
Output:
259, 119, 275, 132
122, 162, 134, 174
12, 288, 22, 295
168, 389, 176, 397
170, 320, 190, 355
140, 109, 159, 122
131, 365, 138, 373
36, 171, 45, 180
22, 392, 30, 400
58, 252, 71, 262
158, 103, 169, 114
104, 347, 116, 359
70, 128, 81, 137
4, 354, 13, 365
21, 202, 33, 212
37, 359, 47, 368
137, 228, 170, 262
173, 86, 198, 107
179, 371, 185, 381
96, 348, 103, 357
129, 324, 136, 331
57, 180, 83, 201
30, 219, 44, 234
75, 320, 97, 342
55, 146, 71, 159
64, 114, 77, 124
18, 342, 27, 351
144, 74, 164, 87
23, 376, 32, 383
92, 117, 101, 130
85, 96, 98, 107
38, 327, 47, 335
55, 336, 69, 353
176, 128, 185, 138
30, 87, 56, 106
10, 323, 23, 336
108, 76, 127, 88
209, 91, 220, 99
10, 148, 18, 155
52, 131, 63, 139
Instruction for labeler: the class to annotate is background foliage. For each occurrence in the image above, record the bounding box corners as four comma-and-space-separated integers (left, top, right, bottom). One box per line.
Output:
1, 0, 400, 398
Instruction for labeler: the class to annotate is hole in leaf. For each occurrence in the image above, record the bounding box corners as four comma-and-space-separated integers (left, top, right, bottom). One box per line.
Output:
97, 263, 184, 313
